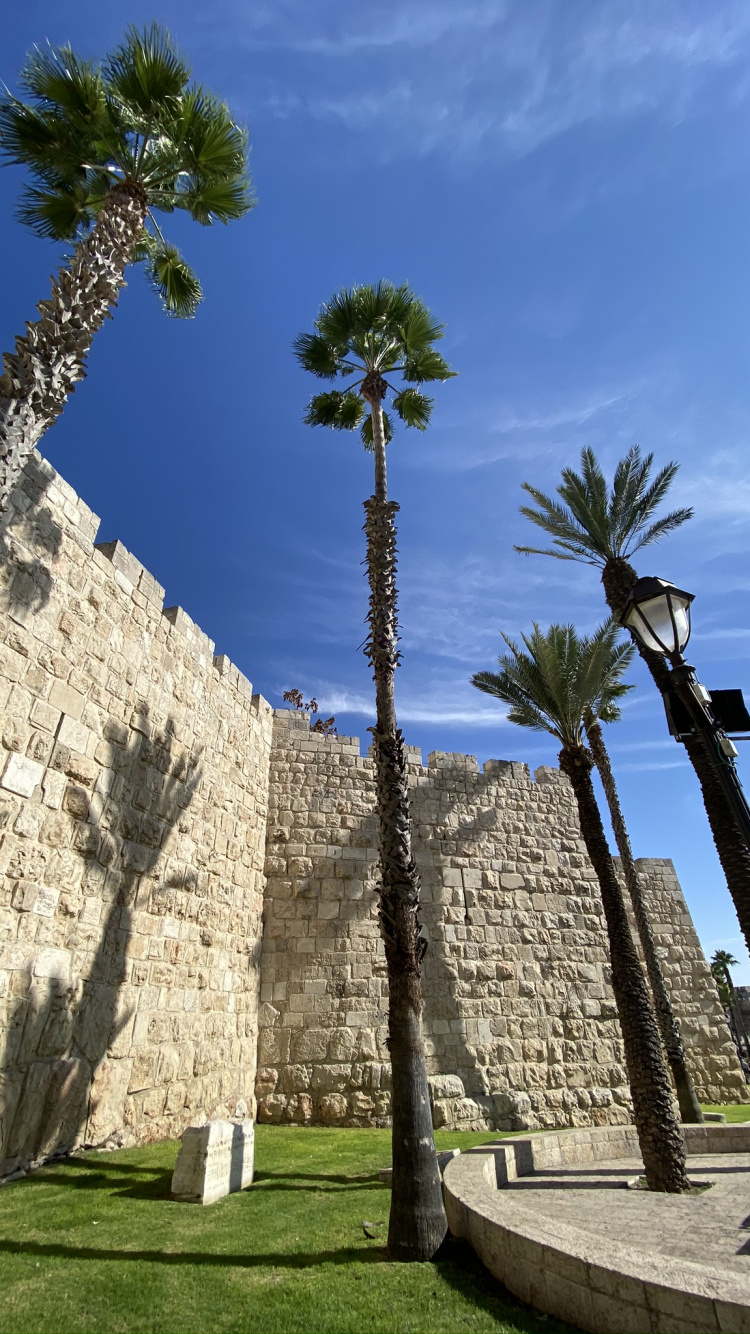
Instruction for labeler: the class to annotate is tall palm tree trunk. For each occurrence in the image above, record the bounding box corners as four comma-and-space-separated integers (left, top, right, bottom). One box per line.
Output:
586, 720, 703, 1123
362, 383, 447, 1261
559, 743, 689, 1192
602, 556, 750, 957
0, 180, 147, 510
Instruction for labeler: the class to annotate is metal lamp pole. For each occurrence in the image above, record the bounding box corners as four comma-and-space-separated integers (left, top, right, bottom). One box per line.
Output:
621, 576, 750, 853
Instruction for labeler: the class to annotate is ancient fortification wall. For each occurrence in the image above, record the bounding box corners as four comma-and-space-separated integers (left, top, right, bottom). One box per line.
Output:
258, 713, 744, 1133
0, 455, 272, 1177
0, 454, 744, 1176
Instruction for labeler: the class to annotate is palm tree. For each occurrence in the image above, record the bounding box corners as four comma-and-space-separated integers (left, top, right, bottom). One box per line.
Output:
516, 446, 750, 959
578, 623, 703, 1123
711, 949, 739, 1010
294, 282, 456, 1260
473, 622, 690, 1192
0, 24, 252, 508
711, 949, 750, 1071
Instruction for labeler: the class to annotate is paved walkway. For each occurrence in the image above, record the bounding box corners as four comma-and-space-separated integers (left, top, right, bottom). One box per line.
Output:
504, 1153, 750, 1276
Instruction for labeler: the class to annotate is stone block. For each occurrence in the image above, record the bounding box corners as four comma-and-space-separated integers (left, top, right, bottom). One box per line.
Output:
1, 753, 44, 798
86, 1058, 133, 1144
49, 681, 85, 721
171, 1120, 254, 1204
58, 715, 92, 755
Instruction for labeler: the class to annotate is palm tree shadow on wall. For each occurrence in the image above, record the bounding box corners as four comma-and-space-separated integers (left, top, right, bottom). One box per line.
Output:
409, 781, 507, 1122
0, 709, 203, 1175
410, 771, 610, 1131
0, 453, 64, 622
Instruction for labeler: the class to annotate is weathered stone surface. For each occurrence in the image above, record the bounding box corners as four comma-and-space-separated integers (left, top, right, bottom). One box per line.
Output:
171, 1120, 254, 1204
257, 712, 745, 1130
1, 753, 44, 798
0, 454, 273, 1177
0, 453, 742, 1175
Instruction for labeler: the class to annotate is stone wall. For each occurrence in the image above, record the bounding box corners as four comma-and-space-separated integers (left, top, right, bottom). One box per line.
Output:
628, 859, 744, 1103
0, 454, 743, 1177
257, 712, 745, 1131
0, 454, 272, 1177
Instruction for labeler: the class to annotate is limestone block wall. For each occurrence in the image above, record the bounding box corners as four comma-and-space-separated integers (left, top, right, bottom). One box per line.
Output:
257, 711, 745, 1130
631, 859, 745, 1102
0, 454, 272, 1177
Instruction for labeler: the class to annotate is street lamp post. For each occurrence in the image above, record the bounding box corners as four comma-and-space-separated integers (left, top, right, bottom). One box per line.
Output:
621, 576, 750, 851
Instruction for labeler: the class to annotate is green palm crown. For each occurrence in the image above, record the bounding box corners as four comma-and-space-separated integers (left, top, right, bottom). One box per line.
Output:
293, 281, 456, 449
515, 445, 693, 567
472, 618, 635, 748
0, 23, 253, 316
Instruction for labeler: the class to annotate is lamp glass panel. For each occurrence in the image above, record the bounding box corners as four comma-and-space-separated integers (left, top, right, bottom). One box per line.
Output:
670, 596, 692, 652
630, 594, 678, 654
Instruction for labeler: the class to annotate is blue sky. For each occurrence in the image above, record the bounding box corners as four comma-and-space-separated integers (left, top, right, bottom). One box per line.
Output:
3, 1, 750, 978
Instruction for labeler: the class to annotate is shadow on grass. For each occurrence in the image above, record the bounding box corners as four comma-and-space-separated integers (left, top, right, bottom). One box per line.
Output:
30, 1170, 176, 1200
435, 1241, 573, 1333
21, 1161, 386, 1201
254, 1171, 383, 1191
0, 1239, 387, 1268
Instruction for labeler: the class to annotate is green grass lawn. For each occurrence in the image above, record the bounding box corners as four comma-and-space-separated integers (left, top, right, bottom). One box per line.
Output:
0, 1125, 577, 1334
2, 1109, 748, 1334
702, 1102, 750, 1122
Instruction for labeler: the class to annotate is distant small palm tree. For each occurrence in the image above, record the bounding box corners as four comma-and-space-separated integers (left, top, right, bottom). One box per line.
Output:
473, 621, 690, 1192
516, 446, 750, 960
711, 950, 739, 1010
711, 949, 750, 1073
295, 281, 455, 1260
0, 24, 253, 508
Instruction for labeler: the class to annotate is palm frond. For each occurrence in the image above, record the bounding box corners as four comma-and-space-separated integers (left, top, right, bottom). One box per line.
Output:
0, 96, 88, 181
143, 239, 202, 317
303, 391, 365, 430
105, 24, 189, 123
398, 298, 445, 353
20, 44, 106, 126
392, 387, 432, 430
472, 618, 634, 750
175, 174, 253, 224
518, 446, 692, 568
361, 409, 393, 450
401, 346, 456, 382
518, 486, 605, 566
315, 288, 365, 346
633, 509, 694, 550
514, 541, 598, 564
471, 669, 552, 735
15, 182, 91, 239
293, 333, 344, 378
297, 282, 453, 451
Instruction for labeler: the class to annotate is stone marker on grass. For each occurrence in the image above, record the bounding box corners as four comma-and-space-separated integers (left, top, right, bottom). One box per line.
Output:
171, 1120, 254, 1205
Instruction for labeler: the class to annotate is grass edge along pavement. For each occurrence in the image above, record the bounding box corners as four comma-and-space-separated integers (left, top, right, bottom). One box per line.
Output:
0, 1124, 578, 1334
0, 1112, 748, 1334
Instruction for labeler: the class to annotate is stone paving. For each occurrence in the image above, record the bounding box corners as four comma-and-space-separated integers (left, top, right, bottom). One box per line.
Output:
444, 1127, 750, 1333
504, 1153, 750, 1276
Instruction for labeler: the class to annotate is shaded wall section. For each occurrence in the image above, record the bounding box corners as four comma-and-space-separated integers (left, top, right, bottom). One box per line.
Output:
0, 454, 272, 1176
257, 711, 745, 1130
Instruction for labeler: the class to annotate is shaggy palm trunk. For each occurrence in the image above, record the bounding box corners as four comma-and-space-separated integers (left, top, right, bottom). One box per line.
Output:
586, 720, 704, 1123
0, 180, 147, 511
559, 743, 689, 1192
362, 379, 447, 1262
602, 556, 750, 958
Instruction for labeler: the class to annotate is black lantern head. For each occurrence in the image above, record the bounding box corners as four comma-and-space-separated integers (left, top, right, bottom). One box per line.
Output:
621, 576, 694, 658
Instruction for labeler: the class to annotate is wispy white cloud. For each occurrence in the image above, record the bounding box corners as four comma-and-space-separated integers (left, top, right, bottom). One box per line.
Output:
616, 759, 689, 772
228, 0, 750, 162
316, 685, 507, 726
225, 1, 505, 57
